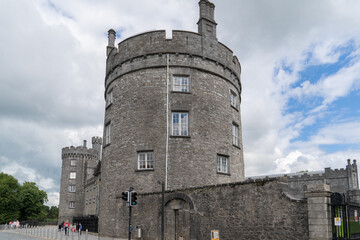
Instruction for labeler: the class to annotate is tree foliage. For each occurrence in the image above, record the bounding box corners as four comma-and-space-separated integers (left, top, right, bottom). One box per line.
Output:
0, 173, 52, 224
19, 182, 48, 221
0, 173, 20, 223
44, 205, 59, 219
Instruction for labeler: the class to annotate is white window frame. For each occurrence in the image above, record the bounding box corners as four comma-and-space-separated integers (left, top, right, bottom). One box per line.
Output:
230, 90, 237, 108
105, 122, 111, 145
217, 155, 229, 174
107, 89, 113, 106
69, 201, 75, 209
69, 172, 76, 180
70, 159, 77, 166
173, 76, 189, 92
172, 112, 189, 136
232, 123, 239, 147
69, 185, 76, 193
138, 151, 154, 170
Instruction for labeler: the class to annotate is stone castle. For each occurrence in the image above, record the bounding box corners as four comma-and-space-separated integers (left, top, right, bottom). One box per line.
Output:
58, 1, 359, 239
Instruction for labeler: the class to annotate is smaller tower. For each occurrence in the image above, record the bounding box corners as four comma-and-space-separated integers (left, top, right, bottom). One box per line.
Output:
347, 159, 359, 190
197, 0, 217, 38
92, 136, 102, 154
58, 137, 102, 224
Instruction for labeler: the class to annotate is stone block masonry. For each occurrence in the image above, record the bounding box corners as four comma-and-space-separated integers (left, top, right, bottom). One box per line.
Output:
124, 179, 309, 240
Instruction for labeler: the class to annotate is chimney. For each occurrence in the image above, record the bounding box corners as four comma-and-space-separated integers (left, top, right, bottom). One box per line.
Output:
83, 140, 87, 148
107, 29, 116, 56
197, 0, 217, 38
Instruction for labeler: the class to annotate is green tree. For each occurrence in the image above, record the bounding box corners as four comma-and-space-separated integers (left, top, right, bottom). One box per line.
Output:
0, 173, 20, 224
19, 182, 48, 221
47, 206, 59, 219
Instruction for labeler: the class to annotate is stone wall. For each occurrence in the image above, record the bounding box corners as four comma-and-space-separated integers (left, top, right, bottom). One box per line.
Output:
110, 179, 309, 240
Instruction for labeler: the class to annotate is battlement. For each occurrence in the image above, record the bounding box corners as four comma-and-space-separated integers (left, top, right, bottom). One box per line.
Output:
106, 30, 241, 80
247, 160, 358, 184
62, 145, 99, 159
92, 136, 102, 145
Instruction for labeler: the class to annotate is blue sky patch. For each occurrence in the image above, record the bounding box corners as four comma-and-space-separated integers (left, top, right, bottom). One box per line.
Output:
296, 40, 356, 87
319, 143, 359, 153
282, 40, 359, 146
47, 0, 74, 20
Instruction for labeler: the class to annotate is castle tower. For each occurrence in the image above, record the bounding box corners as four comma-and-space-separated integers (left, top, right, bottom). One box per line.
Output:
347, 159, 359, 190
58, 137, 101, 223
98, 0, 244, 237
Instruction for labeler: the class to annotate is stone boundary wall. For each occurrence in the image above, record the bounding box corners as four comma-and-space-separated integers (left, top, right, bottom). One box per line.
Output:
124, 179, 309, 240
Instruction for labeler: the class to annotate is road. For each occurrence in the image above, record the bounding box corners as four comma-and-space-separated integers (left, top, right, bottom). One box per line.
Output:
0, 231, 44, 240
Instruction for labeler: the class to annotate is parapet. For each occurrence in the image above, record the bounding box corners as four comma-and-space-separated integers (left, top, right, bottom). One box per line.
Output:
105, 30, 241, 82
62, 145, 99, 159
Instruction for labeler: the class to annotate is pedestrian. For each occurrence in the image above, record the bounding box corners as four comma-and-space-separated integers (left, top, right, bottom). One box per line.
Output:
79, 223, 82, 235
64, 220, 70, 235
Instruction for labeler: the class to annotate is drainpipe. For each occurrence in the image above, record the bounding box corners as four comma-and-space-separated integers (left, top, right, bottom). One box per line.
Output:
165, 54, 170, 191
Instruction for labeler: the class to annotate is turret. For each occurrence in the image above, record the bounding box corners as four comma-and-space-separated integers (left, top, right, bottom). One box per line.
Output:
107, 29, 116, 56
347, 159, 359, 190
197, 0, 217, 38
92, 136, 102, 154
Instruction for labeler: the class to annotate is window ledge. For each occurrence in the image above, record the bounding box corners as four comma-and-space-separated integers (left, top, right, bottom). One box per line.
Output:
171, 91, 191, 94
170, 135, 191, 138
233, 144, 241, 150
135, 169, 154, 172
217, 172, 231, 176
231, 105, 239, 112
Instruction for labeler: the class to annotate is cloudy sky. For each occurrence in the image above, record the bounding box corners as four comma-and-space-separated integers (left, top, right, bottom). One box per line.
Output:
1, 0, 359, 206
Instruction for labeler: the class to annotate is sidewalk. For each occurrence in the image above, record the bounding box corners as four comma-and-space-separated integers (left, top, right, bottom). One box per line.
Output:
1, 226, 127, 240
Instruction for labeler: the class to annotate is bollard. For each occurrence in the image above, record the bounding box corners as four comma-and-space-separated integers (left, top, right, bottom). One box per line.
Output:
85, 229, 88, 240
72, 230, 74, 240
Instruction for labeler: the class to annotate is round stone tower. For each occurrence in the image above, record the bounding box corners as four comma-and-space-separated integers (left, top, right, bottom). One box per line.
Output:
99, 0, 244, 236
58, 138, 101, 224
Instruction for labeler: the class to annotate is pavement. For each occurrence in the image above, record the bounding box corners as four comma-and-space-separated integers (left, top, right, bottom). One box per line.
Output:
0, 226, 128, 240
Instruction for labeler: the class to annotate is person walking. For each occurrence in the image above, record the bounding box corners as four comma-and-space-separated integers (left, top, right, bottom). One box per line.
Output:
79, 223, 83, 235
64, 220, 70, 235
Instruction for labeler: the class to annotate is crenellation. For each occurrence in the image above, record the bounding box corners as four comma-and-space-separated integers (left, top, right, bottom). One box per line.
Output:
106, 30, 240, 83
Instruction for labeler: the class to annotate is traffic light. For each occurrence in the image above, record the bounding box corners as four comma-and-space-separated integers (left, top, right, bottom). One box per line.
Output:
131, 191, 137, 206
122, 191, 129, 202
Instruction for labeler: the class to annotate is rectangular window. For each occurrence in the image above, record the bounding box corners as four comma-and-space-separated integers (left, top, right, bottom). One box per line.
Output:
138, 151, 154, 170
107, 89, 113, 106
105, 122, 111, 145
69, 201, 75, 209
230, 90, 237, 108
232, 123, 239, 146
172, 112, 188, 136
217, 155, 229, 173
173, 76, 189, 92
70, 159, 77, 166
69, 185, 76, 192
69, 172, 76, 180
